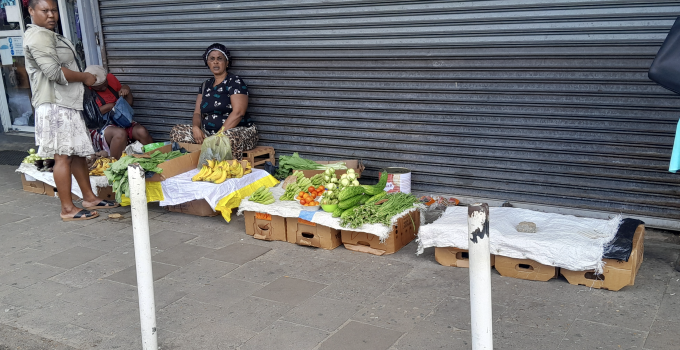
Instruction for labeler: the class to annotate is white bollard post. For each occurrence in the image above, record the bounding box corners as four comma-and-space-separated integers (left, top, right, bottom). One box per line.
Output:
127, 164, 158, 350
468, 203, 493, 350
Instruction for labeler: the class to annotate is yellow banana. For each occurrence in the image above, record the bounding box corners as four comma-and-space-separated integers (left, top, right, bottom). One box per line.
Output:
208, 167, 223, 182
192, 166, 208, 181
213, 168, 229, 184
237, 163, 244, 178
207, 159, 216, 168
201, 167, 214, 181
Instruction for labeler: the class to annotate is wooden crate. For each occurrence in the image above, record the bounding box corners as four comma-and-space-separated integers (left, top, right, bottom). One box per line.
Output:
243, 146, 275, 169
561, 224, 645, 291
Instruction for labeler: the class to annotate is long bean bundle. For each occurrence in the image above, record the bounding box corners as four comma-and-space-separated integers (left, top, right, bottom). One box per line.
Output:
340, 192, 419, 228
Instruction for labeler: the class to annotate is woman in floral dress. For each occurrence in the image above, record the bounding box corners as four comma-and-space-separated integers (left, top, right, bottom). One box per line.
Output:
169, 43, 258, 161
24, 0, 117, 221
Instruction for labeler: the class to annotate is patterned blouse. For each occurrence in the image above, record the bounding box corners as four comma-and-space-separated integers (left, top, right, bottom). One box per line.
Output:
199, 73, 253, 134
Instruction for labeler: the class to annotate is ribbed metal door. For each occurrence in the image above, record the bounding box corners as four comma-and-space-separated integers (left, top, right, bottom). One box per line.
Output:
99, 0, 680, 222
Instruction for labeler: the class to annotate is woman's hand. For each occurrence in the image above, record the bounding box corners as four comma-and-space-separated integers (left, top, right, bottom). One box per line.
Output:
192, 125, 205, 144
82, 72, 97, 86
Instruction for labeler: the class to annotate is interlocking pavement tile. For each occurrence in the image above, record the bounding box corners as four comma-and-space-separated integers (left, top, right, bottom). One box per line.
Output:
204, 243, 271, 265
351, 296, 433, 332
149, 230, 198, 251
558, 319, 647, 350
61, 280, 136, 310
91, 327, 180, 350
499, 296, 581, 332
390, 319, 471, 350
151, 243, 215, 267
0, 248, 53, 272
123, 278, 200, 310
0, 303, 30, 324
578, 288, 663, 331
282, 296, 363, 332
187, 276, 262, 307
381, 265, 468, 309
220, 296, 294, 332
1, 280, 73, 310
253, 276, 326, 305
644, 319, 680, 350
38, 246, 107, 269
156, 297, 227, 334
70, 299, 140, 336
165, 257, 238, 286
425, 297, 506, 331
29, 232, 96, 254
0, 212, 29, 226
165, 321, 256, 350
0, 263, 65, 289
105, 262, 179, 286
319, 321, 403, 350
654, 291, 680, 323
225, 258, 298, 285
493, 321, 566, 350
517, 276, 595, 304
240, 320, 329, 350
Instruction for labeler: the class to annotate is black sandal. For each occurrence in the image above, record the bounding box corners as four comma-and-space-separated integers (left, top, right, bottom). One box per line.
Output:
61, 209, 100, 222
84, 200, 120, 210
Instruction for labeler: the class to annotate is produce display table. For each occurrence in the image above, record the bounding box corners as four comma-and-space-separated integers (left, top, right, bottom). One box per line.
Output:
161, 168, 279, 222
16, 163, 111, 199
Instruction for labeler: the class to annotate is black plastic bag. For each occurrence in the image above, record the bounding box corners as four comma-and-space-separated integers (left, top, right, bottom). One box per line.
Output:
649, 17, 680, 95
82, 87, 107, 130
603, 218, 644, 261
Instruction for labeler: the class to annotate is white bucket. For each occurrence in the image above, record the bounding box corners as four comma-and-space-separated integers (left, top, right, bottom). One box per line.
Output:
380, 167, 412, 194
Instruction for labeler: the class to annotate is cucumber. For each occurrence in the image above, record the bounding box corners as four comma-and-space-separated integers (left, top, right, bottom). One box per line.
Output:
365, 191, 387, 204
338, 186, 364, 201
339, 194, 363, 209
358, 194, 372, 205
340, 206, 359, 219
362, 172, 388, 195
332, 207, 345, 218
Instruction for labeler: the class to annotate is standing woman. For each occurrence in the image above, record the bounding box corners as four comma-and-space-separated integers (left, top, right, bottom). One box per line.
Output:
25, 0, 117, 221
170, 43, 258, 161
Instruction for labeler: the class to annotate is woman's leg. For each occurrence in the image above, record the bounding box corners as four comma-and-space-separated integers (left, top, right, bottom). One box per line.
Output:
71, 155, 102, 207
224, 125, 259, 161
105, 126, 129, 159
131, 124, 153, 145
53, 154, 97, 218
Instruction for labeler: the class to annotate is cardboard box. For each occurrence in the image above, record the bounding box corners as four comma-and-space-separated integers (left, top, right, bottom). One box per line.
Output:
561, 224, 645, 291
136, 142, 202, 182
21, 174, 47, 194
300, 160, 365, 178
435, 247, 496, 268
286, 217, 341, 250
494, 256, 558, 281
341, 210, 420, 256
166, 199, 219, 217
244, 211, 287, 242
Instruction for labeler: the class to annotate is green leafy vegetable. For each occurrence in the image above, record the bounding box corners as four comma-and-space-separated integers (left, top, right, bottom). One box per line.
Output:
104, 150, 183, 202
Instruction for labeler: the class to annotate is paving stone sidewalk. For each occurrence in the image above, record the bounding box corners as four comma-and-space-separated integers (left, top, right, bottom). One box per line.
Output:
1, 164, 679, 350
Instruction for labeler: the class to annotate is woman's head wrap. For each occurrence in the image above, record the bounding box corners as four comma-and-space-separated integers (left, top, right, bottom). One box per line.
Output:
202, 43, 231, 66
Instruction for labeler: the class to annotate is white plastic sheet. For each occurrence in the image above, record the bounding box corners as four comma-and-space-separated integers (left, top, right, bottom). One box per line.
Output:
417, 206, 622, 273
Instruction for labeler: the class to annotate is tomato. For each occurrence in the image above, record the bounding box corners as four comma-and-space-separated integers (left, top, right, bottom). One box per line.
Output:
300, 199, 306, 205
298, 191, 305, 197
318, 186, 325, 192
308, 186, 315, 192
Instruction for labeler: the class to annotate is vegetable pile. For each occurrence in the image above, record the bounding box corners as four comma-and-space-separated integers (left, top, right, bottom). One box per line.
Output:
339, 192, 419, 228
104, 150, 183, 202
249, 186, 275, 205
320, 168, 359, 205
273, 153, 347, 180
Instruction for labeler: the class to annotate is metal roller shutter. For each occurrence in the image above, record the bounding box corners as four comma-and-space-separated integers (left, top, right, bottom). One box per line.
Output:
98, 0, 680, 224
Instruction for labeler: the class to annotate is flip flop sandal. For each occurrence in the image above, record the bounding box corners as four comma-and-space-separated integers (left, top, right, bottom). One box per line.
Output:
84, 200, 120, 210
61, 209, 99, 222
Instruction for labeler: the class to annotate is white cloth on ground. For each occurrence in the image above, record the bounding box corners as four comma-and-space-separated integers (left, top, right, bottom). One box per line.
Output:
417, 206, 622, 273
16, 163, 110, 198
159, 168, 270, 209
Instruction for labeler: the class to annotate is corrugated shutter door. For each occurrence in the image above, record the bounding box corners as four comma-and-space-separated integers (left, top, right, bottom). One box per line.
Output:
99, 0, 680, 221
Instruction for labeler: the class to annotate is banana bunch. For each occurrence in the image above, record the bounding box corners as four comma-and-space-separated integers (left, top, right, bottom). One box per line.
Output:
89, 157, 115, 176
249, 186, 275, 204
192, 159, 253, 184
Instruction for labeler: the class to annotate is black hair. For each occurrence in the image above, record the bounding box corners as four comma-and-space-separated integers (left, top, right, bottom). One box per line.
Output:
202, 43, 232, 67
28, 0, 56, 8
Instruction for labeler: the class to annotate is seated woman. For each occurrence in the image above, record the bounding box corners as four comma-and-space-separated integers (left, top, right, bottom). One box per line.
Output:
170, 43, 258, 161
85, 65, 153, 159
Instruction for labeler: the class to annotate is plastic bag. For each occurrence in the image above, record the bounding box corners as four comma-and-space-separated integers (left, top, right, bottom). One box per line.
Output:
603, 218, 644, 261
82, 87, 107, 130
197, 133, 233, 169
